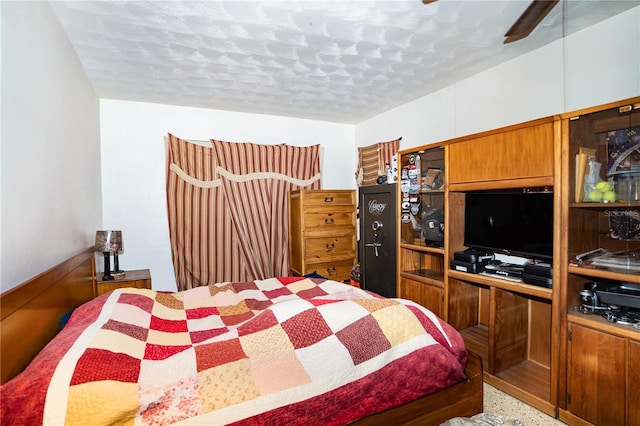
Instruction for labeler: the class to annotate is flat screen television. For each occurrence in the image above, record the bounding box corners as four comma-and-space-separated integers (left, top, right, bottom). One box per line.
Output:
464, 189, 554, 261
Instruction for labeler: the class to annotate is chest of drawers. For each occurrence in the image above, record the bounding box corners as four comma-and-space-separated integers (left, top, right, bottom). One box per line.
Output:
288, 190, 357, 282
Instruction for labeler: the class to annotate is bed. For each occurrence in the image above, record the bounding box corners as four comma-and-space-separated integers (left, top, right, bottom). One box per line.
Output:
1, 248, 482, 425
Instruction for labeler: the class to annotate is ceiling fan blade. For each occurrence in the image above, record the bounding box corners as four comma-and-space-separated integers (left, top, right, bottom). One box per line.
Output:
422, 0, 437, 4
504, 0, 559, 44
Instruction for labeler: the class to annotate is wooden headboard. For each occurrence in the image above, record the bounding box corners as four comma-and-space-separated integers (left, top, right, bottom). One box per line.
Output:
0, 247, 95, 384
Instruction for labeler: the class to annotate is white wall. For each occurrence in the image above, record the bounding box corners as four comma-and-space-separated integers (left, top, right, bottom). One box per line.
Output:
1, 2, 102, 293
356, 7, 640, 152
563, 7, 640, 112
99, 100, 354, 291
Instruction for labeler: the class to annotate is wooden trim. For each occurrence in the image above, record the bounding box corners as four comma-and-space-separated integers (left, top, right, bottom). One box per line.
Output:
0, 247, 95, 384
560, 96, 640, 120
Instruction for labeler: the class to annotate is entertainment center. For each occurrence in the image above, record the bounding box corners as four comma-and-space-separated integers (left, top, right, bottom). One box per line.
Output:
396, 96, 640, 424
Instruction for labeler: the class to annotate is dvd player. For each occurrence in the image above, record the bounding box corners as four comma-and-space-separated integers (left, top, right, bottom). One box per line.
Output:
483, 263, 525, 278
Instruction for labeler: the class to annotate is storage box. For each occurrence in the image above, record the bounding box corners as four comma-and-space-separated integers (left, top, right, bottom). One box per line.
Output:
614, 173, 640, 202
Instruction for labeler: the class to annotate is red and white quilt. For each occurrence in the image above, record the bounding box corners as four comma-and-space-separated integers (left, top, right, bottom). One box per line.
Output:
1, 277, 467, 425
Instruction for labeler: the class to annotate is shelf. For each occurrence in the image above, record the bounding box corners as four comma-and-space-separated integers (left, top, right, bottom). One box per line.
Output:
567, 311, 640, 340
419, 189, 445, 194
400, 269, 444, 287
567, 264, 640, 284
459, 324, 489, 363
570, 201, 640, 208
400, 243, 445, 254
486, 360, 555, 417
448, 270, 553, 300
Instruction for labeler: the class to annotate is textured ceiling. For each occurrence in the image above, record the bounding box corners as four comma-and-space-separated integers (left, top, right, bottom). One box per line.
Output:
50, 0, 638, 124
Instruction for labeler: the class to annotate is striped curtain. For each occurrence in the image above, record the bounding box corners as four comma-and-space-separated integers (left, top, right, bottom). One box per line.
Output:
212, 140, 321, 282
356, 138, 401, 186
166, 134, 321, 291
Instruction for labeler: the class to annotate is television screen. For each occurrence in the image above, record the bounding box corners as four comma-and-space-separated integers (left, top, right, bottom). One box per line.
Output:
464, 190, 554, 260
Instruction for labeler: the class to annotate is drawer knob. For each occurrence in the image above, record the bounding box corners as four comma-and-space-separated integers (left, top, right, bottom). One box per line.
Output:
325, 218, 335, 224
326, 243, 335, 251
326, 267, 337, 276
324, 196, 334, 202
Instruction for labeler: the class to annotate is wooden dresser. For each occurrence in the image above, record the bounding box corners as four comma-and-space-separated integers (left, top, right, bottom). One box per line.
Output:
288, 190, 357, 282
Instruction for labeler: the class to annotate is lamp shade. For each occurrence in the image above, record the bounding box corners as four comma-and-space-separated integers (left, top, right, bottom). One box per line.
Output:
94, 230, 121, 253
109, 230, 123, 254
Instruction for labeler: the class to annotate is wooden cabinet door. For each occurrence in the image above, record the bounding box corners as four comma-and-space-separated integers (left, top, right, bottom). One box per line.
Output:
399, 277, 443, 317
567, 324, 625, 426
448, 120, 555, 184
629, 339, 640, 426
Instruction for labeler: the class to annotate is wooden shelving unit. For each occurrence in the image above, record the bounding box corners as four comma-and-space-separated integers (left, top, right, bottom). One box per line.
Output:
397, 116, 561, 416
397, 97, 640, 423
558, 97, 640, 426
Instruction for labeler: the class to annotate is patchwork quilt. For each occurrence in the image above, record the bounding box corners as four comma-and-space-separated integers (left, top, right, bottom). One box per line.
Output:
1, 277, 468, 425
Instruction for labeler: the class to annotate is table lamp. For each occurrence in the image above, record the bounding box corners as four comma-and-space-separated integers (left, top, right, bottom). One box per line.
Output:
94, 230, 118, 281
109, 230, 125, 276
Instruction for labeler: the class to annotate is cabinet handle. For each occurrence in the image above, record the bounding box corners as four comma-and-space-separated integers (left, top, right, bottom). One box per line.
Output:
326, 243, 335, 251
326, 267, 337, 276
325, 218, 334, 224
324, 197, 334, 203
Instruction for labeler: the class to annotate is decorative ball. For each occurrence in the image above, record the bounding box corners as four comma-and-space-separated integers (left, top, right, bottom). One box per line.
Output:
588, 190, 602, 202
596, 181, 612, 192
602, 191, 617, 202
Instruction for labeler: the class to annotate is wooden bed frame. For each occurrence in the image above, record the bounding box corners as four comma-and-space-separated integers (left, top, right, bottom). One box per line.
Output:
0, 249, 483, 424
1, 247, 95, 384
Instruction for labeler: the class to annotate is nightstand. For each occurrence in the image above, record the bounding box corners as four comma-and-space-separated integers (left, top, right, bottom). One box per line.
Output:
94, 269, 152, 297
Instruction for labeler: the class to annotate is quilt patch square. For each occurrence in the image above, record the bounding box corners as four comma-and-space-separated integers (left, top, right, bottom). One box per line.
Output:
294, 335, 354, 382
281, 308, 333, 349
208, 283, 235, 296
117, 292, 155, 313
147, 329, 192, 346
102, 319, 149, 341
186, 306, 220, 320
237, 309, 279, 337
71, 348, 141, 385
198, 359, 260, 412
276, 276, 305, 285
186, 315, 226, 332
138, 375, 201, 424
316, 300, 370, 332
336, 314, 391, 365
285, 279, 316, 293
239, 324, 294, 357
221, 311, 254, 326
195, 338, 246, 371
251, 350, 311, 394
154, 292, 185, 310
66, 381, 139, 425
91, 328, 147, 360
190, 327, 228, 344
217, 300, 250, 317
372, 304, 426, 347
144, 343, 192, 361
354, 298, 398, 313
296, 285, 328, 299
181, 285, 213, 304
232, 281, 259, 292
150, 316, 188, 333
138, 348, 198, 387
110, 302, 152, 329
151, 301, 188, 321
244, 298, 273, 311
263, 286, 293, 299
